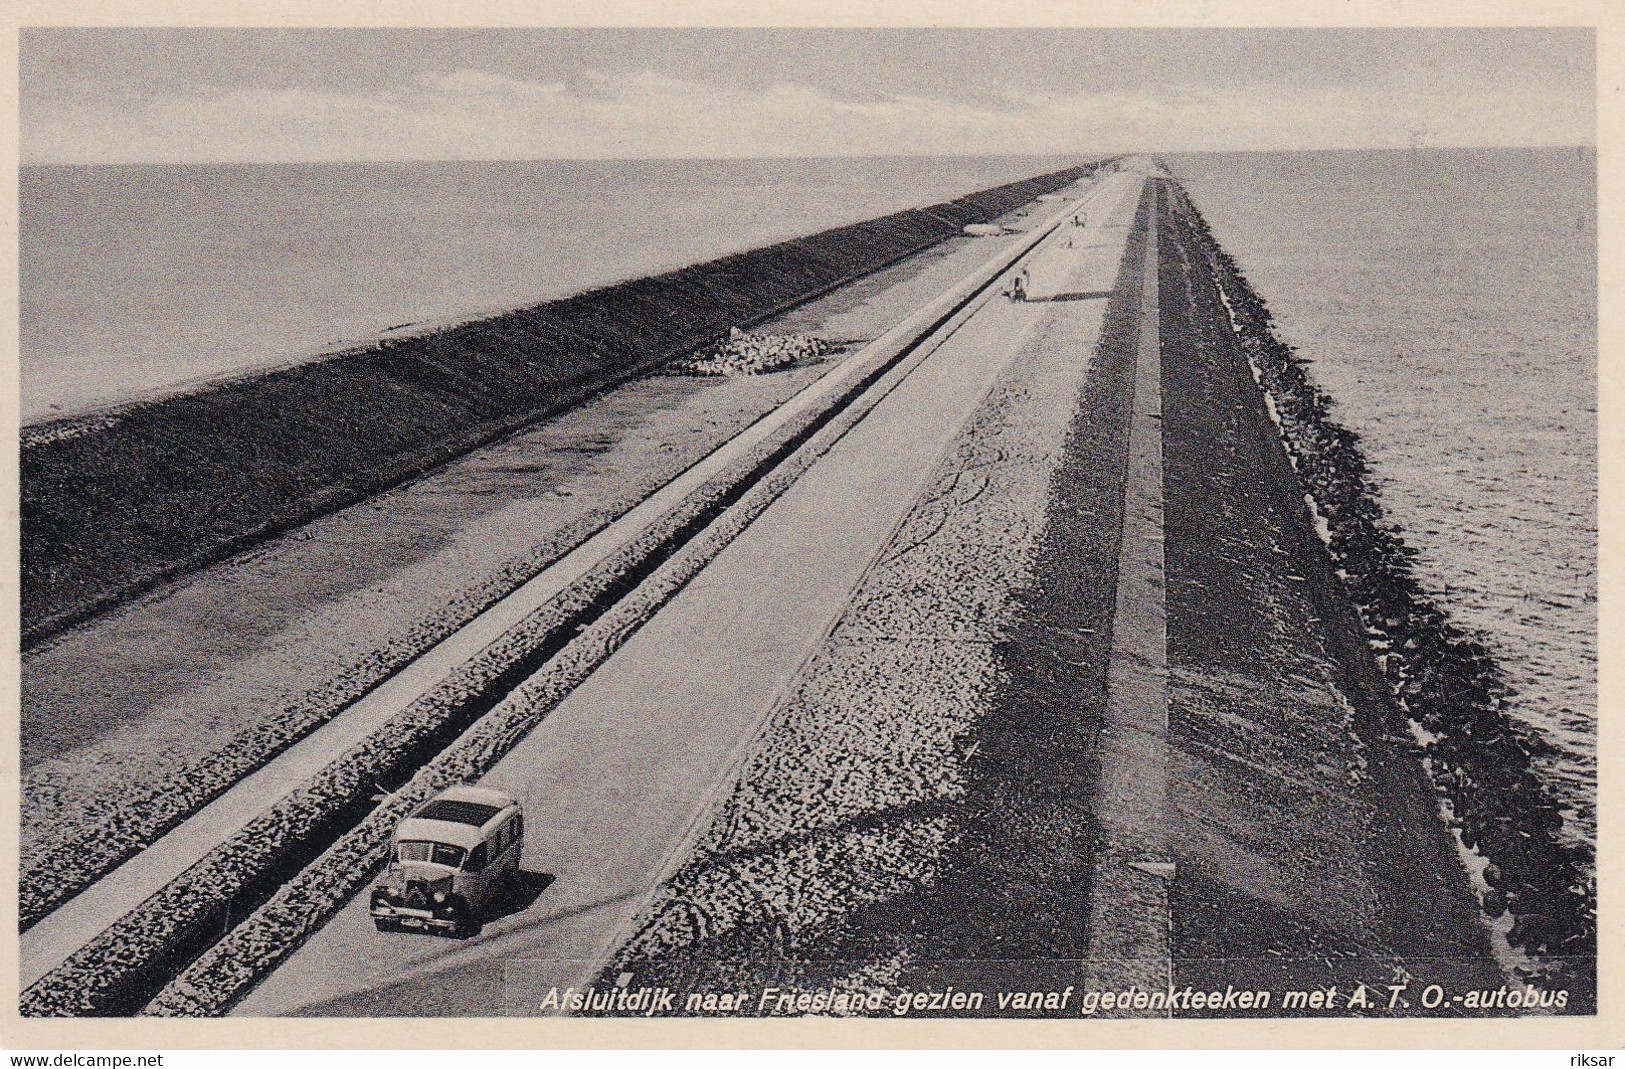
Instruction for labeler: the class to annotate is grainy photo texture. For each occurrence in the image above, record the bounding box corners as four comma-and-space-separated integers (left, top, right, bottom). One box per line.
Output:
13, 24, 1598, 1024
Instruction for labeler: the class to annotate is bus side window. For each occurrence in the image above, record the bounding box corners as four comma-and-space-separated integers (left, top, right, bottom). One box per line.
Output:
510, 816, 523, 852
465, 841, 489, 873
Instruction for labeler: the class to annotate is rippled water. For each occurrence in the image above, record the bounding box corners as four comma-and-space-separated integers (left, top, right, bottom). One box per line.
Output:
1170, 147, 1597, 852
20, 154, 1077, 423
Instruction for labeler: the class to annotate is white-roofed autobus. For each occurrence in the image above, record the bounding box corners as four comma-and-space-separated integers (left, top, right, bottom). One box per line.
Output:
369, 785, 523, 938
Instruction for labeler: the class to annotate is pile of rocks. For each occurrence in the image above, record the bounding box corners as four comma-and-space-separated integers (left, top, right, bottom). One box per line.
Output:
680, 330, 829, 376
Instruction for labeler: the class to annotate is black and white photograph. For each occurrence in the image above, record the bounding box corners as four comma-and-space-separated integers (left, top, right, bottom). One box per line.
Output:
5, 2, 1612, 1048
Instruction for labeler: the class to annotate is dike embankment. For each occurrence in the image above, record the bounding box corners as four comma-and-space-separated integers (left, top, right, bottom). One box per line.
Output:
1168, 187, 1595, 996
591, 173, 1591, 1017
20, 163, 1095, 647
1156, 180, 1500, 1008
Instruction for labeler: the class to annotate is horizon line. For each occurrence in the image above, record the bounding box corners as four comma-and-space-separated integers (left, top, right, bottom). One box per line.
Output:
20, 143, 1599, 168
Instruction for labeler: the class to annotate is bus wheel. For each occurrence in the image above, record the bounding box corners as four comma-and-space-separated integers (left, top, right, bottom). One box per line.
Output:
448, 900, 480, 939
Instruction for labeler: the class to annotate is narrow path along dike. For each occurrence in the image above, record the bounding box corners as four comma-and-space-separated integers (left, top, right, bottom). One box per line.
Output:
221, 174, 1130, 1018
1082, 175, 1172, 1010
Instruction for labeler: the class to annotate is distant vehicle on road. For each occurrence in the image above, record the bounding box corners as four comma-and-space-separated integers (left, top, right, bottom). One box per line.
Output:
369, 785, 523, 938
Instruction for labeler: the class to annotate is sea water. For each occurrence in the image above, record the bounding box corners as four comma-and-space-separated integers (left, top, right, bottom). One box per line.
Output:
20, 154, 1076, 423
1170, 147, 1597, 856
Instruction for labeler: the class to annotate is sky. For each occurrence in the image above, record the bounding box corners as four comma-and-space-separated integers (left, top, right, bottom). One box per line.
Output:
20, 27, 1596, 164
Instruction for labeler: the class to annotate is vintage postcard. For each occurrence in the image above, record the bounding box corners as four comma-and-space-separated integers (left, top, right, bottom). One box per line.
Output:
2, 0, 1617, 1051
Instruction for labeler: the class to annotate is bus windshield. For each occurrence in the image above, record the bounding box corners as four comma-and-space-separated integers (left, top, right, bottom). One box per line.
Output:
397, 840, 466, 868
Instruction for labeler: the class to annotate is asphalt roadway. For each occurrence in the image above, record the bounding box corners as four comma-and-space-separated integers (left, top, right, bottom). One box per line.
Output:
234, 172, 1148, 1017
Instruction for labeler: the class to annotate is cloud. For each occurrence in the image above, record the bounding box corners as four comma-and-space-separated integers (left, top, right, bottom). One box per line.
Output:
21, 66, 1593, 164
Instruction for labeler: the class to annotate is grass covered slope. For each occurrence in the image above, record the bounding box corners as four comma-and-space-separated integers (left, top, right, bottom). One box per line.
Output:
21, 164, 1094, 644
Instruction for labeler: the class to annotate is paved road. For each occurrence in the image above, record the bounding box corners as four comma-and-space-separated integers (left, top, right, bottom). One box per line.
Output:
235, 172, 1147, 1017
19, 178, 1073, 990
